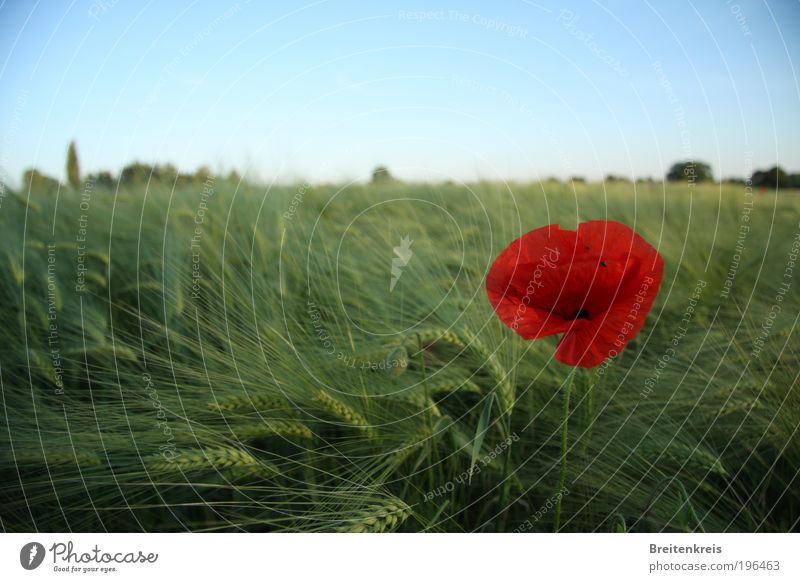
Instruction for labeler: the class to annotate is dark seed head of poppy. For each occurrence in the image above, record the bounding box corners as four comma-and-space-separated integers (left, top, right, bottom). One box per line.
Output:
600, 261, 607, 267
574, 309, 591, 320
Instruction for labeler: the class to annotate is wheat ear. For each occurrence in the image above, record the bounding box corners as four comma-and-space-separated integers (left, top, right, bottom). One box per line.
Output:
314, 390, 375, 437
233, 420, 313, 440
146, 446, 262, 473
208, 393, 293, 412
343, 499, 412, 532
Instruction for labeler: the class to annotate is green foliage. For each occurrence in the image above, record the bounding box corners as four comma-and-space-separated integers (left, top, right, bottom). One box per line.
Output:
666, 160, 713, 182
1, 178, 799, 532
66, 141, 81, 190
371, 165, 395, 183
118, 161, 216, 187
193, 165, 213, 182
750, 166, 800, 189
21, 167, 61, 194
86, 171, 116, 189
119, 161, 155, 184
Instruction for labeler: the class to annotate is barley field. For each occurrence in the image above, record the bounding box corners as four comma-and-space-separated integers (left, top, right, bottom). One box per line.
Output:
1, 178, 798, 532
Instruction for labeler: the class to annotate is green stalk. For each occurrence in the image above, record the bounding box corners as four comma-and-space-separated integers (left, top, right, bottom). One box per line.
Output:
553, 367, 576, 532
581, 370, 602, 457
497, 408, 514, 531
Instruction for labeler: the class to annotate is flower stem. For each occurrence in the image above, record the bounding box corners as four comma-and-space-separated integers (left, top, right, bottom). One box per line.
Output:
553, 367, 576, 532
497, 409, 513, 531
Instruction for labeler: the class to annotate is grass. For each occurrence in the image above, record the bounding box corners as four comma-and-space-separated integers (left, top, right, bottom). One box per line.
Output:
0, 177, 798, 532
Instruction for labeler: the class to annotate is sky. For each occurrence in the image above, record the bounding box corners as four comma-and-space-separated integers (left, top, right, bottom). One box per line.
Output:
1, 0, 799, 185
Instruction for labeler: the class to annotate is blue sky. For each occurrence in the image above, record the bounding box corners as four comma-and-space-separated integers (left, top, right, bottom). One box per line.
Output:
1, 0, 798, 184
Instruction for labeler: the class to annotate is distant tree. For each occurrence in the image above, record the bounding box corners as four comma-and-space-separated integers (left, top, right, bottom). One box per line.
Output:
120, 162, 174, 184
604, 174, 630, 183
175, 173, 195, 187
570, 176, 586, 183
194, 165, 214, 183
750, 166, 789, 189
371, 165, 394, 184
120, 162, 154, 184
22, 168, 61, 193
86, 171, 116, 189
666, 160, 713, 182
66, 141, 81, 190
152, 163, 179, 184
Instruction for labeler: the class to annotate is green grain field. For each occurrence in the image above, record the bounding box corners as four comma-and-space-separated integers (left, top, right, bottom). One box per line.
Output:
1, 178, 798, 532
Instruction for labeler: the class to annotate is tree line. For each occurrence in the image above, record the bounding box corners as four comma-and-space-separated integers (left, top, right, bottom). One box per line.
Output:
7, 144, 800, 192
19, 141, 238, 193
664, 160, 800, 188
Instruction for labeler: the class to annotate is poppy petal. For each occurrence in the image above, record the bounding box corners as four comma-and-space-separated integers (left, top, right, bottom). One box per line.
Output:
555, 253, 664, 367
487, 220, 664, 368
486, 225, 577, 338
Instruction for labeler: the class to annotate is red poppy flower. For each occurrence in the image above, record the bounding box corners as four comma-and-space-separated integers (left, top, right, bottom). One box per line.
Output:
486, 220, 664, 368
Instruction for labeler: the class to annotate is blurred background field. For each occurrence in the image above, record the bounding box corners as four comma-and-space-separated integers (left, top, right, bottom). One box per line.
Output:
1, 174, 798, 532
